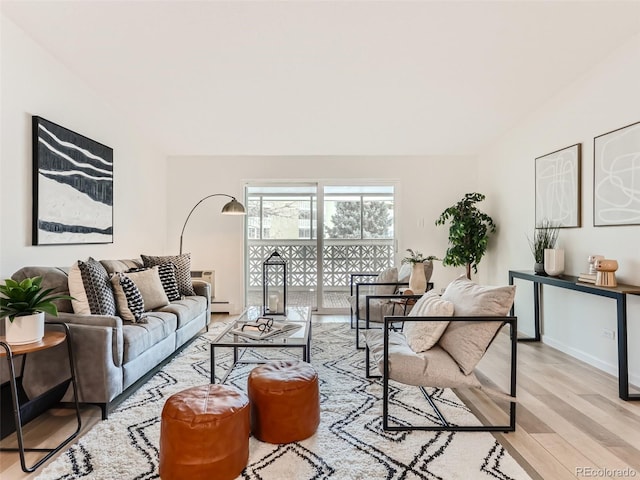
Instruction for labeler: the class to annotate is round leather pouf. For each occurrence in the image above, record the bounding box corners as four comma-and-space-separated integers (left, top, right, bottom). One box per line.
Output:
248, 360, 320, 444
159, 384, 250, 480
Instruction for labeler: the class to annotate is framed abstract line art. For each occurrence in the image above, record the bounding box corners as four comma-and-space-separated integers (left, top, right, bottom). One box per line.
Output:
32, 116, 113, 245
594, 121, 640, 226
535, 143, 581, 228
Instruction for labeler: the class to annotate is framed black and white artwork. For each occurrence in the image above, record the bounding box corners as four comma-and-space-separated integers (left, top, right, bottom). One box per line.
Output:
594, 121, 640, 226
535, 143, 581, 228
32, 116, 113, 245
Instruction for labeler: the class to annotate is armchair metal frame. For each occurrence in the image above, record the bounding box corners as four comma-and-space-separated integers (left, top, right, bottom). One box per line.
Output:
366, 315, 517, 433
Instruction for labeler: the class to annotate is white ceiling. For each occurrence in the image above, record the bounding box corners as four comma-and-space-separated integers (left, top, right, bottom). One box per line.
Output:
2, 1, 640, 156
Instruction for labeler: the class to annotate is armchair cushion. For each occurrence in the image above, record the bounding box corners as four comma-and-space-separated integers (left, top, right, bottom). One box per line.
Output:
364, 329, 482, 389
347, 296, 399, 323
375, 267, 398, 295
403, 291, 454, 353
438, 276, 516, 375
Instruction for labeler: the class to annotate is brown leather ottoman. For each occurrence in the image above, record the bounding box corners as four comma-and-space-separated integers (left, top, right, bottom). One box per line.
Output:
159, 384, 250, 480
248, 360, 320, 444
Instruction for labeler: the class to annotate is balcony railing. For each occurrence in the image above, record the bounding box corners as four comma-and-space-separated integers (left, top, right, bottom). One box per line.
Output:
248, 239, 394, 289
246, 239, 394, 309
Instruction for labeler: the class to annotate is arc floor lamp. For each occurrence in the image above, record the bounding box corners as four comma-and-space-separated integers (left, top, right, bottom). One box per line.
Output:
179, 194, 246, 255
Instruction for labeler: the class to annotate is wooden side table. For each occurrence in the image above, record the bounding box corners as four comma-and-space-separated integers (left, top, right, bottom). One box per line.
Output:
0, 321, 82, 472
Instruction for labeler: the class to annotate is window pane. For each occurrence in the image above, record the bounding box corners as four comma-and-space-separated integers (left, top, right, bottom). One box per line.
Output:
324, 197, 361, 239
247, 198, 261, 240
262, 197, 312, 240
363, 196, 394, 239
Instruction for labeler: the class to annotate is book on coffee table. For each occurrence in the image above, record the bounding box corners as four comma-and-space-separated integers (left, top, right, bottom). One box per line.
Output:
230, 320, 302, 340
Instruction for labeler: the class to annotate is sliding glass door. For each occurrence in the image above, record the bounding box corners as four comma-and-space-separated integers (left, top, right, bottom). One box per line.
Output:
245, 183, 395, 313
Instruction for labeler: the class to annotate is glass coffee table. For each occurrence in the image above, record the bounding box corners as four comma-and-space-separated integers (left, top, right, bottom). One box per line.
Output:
210, 305, 312, 384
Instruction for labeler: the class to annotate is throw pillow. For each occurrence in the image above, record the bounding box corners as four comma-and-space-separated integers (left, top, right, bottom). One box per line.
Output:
403, 290, 454, 353
141, 253, 196, 296
438, 275, 516, 375
111, 273, 145, 322
128, 263, 180, 302
68, 258, 116, 316
122, 266, 170, 310
375, 267, 398, 296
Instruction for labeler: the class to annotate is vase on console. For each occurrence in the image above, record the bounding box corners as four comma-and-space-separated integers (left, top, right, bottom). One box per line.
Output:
544, 248, 565, 277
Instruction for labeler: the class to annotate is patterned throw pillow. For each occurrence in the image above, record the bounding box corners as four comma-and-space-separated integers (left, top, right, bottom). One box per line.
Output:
69, 257, 116, 316
141, 254, 196, 296
128, 263, 180, 302
111, 273, 145, 322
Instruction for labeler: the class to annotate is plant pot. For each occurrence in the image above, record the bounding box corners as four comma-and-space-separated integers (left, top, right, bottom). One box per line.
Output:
544, 249, 565, 277
534, 262, 546, 275
409, 263, 427, 294
4, 312, 45, 345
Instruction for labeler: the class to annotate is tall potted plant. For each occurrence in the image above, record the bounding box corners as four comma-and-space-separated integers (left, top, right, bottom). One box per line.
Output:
435, 192, 496, 279
0, 276, 72, 345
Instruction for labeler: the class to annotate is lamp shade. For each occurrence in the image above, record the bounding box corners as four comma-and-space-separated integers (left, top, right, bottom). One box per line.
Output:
221, 198, 246, 215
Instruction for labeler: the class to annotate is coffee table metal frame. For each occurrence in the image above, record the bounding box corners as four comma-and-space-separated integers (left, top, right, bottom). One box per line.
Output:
210, 306, 311, 384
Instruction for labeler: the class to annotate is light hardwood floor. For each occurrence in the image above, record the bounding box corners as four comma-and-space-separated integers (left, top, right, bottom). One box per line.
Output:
1, 314, 639, 479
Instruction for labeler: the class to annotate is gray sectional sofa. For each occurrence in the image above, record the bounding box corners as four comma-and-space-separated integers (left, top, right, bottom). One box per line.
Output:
9, 258, 211, 419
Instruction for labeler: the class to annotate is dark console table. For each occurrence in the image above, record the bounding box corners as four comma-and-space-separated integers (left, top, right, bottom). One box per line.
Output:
508, 270, 640, 401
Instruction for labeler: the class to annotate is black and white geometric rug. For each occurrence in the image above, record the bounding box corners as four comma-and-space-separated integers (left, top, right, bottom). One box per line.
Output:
36, 321, 532, 479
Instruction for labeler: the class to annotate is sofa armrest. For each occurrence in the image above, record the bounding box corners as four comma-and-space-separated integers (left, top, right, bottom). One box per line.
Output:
49, 311, 122, 329
192, 280, 211, 301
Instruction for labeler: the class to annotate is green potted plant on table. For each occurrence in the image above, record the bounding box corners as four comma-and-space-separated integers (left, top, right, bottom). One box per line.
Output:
0, 276, 72, 345
435, 192, 496, 280
401, 249, 438, 294
528, 219, 560, 274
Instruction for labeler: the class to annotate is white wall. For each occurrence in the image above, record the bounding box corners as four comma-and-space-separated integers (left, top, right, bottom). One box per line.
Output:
0, 15, 168, 278
166, 155, 480, 313
479, 32, 640, 386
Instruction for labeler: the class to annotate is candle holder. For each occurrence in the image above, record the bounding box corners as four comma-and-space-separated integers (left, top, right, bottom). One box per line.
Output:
262, 250, 287, 316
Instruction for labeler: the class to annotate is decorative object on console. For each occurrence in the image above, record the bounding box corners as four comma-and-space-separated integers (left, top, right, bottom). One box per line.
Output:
535, 143, 581, 228
579, 254, 604, 284
543, 248, 565, 276
178, 193, 246, 255
436, 192, 496, 279
32, 116, 113, 246
0, 276, 73, 345
594, 121, 640, 226
528, 219, 559, 274
262, 250, 287, 315
595, 259, 619, 287
400, 249, 436, 294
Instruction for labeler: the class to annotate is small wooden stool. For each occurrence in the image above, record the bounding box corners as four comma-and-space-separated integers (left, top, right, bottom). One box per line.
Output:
248, 360, 320, 444
159, 384, 250, 480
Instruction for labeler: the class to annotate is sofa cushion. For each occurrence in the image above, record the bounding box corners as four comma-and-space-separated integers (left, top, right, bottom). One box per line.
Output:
129, 263, 180, 302
141, 253, 196, 296
122, 267, 169, 310
438, 276, 516, 375
111, 273, 145, 323
157, 296, 207, 329
122, 311, 177, 363
100, 259, 143, 274
364, 330, 481, 389
11, 266, 73, 313
403, 291, 454, 353
69, 258, 116, 316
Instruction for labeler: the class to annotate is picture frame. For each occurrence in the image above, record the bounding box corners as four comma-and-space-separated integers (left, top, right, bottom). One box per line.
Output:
593, 121, 640, 226
535, 143, 581, 228
32, 116, 113, 245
